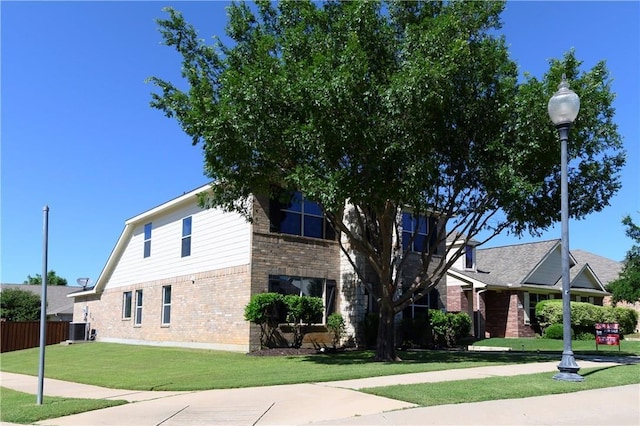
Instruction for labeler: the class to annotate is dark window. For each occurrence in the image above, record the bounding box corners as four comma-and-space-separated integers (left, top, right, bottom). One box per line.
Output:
403, 288, 440, 319
162, 286, 171, 325
143, 223, 152, 258
134, 290, 143, 325
402, 213, 438, 254
270, 192, 335, 240
465, 245, 474, 269
181, 217, 192, 257
268, 275, 336, 323
122, 291, 132, 319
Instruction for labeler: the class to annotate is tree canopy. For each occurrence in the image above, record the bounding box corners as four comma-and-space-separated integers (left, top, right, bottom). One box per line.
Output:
150, 0, 625, 360
0, 288, 41, 321
24, 270, 68, 286
607, 216, 640, 304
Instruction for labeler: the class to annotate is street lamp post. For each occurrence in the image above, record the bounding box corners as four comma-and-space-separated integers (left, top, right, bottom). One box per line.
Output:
547, 74, 583, 382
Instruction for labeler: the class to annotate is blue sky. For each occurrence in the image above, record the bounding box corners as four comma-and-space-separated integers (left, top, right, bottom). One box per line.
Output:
1, 1, 638, 286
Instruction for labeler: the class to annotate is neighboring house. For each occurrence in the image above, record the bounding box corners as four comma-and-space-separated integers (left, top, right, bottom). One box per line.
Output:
0, 284, 76, 322
446, 239, 612, 338
69, 184, 447, 352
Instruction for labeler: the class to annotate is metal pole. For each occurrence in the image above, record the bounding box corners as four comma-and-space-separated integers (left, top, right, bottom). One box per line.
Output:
553, 125, 583, 382
37, 206, 49, 404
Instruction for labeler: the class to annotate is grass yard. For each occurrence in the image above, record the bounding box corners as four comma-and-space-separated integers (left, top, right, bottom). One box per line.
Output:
362, 363, 640, 406
0, 343, 551, 391
0, 387, 126, 425
471, 337, 640, 355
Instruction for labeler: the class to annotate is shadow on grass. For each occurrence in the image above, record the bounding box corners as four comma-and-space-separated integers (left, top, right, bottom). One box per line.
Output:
297, 349, 552, 366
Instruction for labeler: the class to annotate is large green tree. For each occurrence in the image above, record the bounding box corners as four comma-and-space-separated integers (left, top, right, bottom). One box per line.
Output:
23, 270, 68, 286
0, 289, 41, 321
607, 216, 640, 304
150, 0, 624, 361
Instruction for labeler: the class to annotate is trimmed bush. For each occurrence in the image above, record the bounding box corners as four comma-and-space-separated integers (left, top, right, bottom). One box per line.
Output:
430, 310, 471, 347
327, 313, 346, 348
536, 299, 638, 336
283, 295, 324, 348
543, 323, 565, 339
244, 292, 284, 348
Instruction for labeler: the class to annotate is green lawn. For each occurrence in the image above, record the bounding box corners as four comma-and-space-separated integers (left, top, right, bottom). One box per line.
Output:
362, 363, 640, 406
0, 387, 126, 425
0, 343, 551, 391
471, 337, 640, 355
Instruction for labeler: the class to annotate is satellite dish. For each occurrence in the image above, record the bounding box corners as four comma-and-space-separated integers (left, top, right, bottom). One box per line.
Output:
76, 278, 92, 289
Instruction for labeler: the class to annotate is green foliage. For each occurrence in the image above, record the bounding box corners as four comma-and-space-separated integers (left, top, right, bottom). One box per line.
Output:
536, 299, 638, 336
607, 215, 640, 304
283, 295, 324, 348
24, 270, 68, 286
0, 288, 41, 321
327, 313, 346, 347
543, 323, 566, 340
151, 0, 624, 360
430, 310, 471, 347
244, 292, 284, 348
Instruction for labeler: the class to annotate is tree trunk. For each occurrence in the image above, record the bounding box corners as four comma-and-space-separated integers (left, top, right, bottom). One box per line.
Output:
375, 302, 401, 361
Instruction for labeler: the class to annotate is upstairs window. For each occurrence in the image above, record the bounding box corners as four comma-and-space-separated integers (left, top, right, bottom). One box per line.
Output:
181, 217, 192, 257
464, 245, 475, 270
270, 192, 335, 240
402, 213, 438, 254
143, 223, 152, 258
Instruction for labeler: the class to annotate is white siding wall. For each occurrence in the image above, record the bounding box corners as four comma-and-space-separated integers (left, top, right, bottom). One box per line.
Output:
106, 203, 251, 289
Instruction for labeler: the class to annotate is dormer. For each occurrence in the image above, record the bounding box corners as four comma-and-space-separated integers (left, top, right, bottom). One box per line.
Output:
446, 234, 480, 272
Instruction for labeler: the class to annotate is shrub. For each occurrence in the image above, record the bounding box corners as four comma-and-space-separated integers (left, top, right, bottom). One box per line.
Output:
244, 292, 283, 348
430, 310, 471, 347
543, 323, 565, 339
283, 295, 324, 348
536, 300, 638, 336
0, 288, 41, 321
327, 313, 346, 348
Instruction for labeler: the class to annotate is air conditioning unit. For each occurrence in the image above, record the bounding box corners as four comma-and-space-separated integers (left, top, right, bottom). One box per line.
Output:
69, 322, 89, 341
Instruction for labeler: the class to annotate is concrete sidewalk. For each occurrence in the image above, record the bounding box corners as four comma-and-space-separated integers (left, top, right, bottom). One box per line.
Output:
1, 360, 639, 425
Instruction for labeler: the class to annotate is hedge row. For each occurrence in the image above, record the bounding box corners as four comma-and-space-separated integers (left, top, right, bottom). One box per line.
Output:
536, 300, 638, 335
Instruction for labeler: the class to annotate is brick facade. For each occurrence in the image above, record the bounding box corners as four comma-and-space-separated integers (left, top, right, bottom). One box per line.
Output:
483, 290, 534, 338
75, 266, 252, 352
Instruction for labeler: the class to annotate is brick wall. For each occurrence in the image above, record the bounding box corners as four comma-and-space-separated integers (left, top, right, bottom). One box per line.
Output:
249, 195, 342, 350
484, 290, 534, 338
75, 266, 252, 352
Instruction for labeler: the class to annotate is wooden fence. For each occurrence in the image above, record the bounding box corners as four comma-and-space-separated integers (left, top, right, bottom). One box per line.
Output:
0, 321, 70, 353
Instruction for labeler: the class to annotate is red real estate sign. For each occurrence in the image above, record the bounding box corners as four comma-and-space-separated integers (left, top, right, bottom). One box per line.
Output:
595, 323, 620, 348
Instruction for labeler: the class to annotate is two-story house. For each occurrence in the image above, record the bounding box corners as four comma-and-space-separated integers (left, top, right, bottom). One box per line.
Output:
70, 184, 447, 352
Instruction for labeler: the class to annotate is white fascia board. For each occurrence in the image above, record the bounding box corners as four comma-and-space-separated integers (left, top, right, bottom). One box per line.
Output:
125, 184, 213, 226
446, 269, 487, 289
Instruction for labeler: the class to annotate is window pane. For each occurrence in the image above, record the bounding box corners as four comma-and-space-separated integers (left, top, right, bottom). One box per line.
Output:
302, 278, 323, 297
123, 292, 132, 319
303, 216, 323, 238
282, 192, 303, 212
414, 235, 427, 253
402, 231, 411, 251
163, 286, 172, 304
402, 213, 412, 231
415, 216, 427, 234
182, 236, 191, 257
280, 211, 302, 235
163, 306, 171, 324
144, 223, 152, 240
303, 199, 323, 216
144, 241, 151, 258
182, 217, 192, 237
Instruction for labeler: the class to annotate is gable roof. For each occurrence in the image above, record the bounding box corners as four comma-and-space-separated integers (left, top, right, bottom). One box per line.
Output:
448, 240, 611, 295
0, 284, 77, 316
454, 240, 566, 286
570, 249, 622, 285
70, 183, 213, 298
